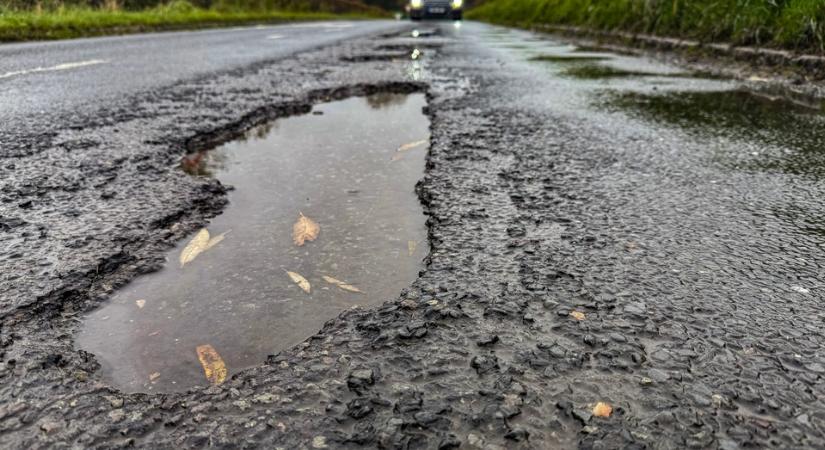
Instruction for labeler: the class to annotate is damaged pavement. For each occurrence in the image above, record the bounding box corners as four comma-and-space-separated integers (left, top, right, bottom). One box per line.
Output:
3, 20, 825, 449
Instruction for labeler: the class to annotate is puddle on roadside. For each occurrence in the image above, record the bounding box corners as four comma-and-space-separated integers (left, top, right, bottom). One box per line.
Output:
606, 89, 825, 175
77, 93, 430, 393
529, 54, 611, 63
561, 63, 690, 79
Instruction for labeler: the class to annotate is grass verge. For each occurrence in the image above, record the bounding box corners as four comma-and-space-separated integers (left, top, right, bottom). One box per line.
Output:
467, 0, 825, 54
0, 3, 382, 42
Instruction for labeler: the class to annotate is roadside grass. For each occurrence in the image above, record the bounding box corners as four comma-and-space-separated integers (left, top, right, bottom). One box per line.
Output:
0, 2, 383, 42
467, 0, 825, 54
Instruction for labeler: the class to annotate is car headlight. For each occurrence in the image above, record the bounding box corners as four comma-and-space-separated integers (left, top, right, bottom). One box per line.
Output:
410, 0, 423, 8
451, 0, 463, 8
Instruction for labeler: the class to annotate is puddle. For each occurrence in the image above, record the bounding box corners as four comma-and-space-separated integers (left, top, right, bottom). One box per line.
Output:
606, 89, 825, 175
341, 52, 410, 62
77, 93, 430, 393
561, 63, 689, 79
529, 54, 611, 63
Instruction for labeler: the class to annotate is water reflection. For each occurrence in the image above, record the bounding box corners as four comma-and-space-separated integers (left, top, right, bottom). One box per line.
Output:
78, 94, 430, 393
606, 89, 825, 176
560, 63, 690, 79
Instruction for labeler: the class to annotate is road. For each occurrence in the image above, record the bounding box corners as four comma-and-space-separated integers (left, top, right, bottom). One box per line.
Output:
0, 21, 400, 131
2, 19, 825, 449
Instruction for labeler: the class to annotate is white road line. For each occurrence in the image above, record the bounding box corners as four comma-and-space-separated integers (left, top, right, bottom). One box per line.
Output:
267, 34, 284, 40
285, 22, 354, 29
0, 59, 107, 80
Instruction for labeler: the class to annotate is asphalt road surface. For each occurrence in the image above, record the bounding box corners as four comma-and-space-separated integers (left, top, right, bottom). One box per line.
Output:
3, 19, 825, 449
0, 21, 401, 131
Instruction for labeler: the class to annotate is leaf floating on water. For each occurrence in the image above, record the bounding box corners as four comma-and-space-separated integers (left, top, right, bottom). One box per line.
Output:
292, 213, 320, 246
392, 139, 427, 161
205, 229, 231, 251
397, 139, 427, 153
322, 275, 363, 294
408, 240, 417, 256
593, 402, 613, 418
135, 299, 146, 309
287, 270, 311, 293
570, 311, 586, 321
196, 344, 227, 385
179, 228, 210, 267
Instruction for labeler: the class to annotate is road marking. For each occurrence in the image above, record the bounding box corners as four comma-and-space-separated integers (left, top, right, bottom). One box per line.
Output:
0, 59, 107, 80
286, 22, 354, 29
267, 34, 284, 40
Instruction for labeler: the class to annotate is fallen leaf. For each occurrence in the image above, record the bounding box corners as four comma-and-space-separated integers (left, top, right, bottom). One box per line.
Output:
196, 344, 227, 385
570, 311, 586, 321
392, 139, 427, 161
397, 139, 427, 153
593, 402, 613, 418
322, 275, 363, 293
204, 230, 231, 251
312, 436, 328, 449
135, 299, 146, 309
179, 228, 210, 267
149, 372, 160, 382
287, 270, 311, 293
408, 240, 417, 256
292, 213, 320, 246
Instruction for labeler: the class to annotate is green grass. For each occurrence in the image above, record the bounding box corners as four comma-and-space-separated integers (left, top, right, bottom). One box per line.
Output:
0, 1, 382, 42
468, 0, 825, 53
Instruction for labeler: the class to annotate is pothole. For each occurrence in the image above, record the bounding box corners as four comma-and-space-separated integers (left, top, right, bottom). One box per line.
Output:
605, 89, 825, 175
560, 63, 691, 79
528, 54, 611, 62
340, 52, 411, 63
76, 93, 431, 393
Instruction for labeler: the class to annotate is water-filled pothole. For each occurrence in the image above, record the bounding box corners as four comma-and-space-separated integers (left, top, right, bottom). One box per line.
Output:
528, 54, 611, 63
561, 63, 690, 79
605, 89, 825, 175
77, 93, 430, 393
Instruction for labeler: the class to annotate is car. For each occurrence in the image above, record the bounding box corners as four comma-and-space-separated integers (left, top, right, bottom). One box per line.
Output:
409, 0, 462, 21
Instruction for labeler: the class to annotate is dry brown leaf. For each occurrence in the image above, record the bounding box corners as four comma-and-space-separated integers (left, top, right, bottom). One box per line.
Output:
322, 275, 363, 294
392, 139, 427, 161
397, 139, 427, 153
287, 270, 311, 293
196, 344, 227, 385
179, 228, 210, 267
204, 230, 231, 251
408, 240, 417, 256
292, 213, 320, 246
135, 299, 146, 309
149, 372, 160, 382
570, 311, 586, 321
593, 402, 613, 418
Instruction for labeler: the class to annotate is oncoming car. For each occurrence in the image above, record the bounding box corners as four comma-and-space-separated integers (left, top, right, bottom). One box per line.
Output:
409, 0, 463, 21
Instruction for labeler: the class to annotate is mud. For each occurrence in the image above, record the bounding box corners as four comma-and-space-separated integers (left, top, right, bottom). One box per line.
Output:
3, 21, 825, 450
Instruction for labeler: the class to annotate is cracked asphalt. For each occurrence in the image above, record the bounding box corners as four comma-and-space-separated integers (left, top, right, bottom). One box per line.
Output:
3, 19, 825, 449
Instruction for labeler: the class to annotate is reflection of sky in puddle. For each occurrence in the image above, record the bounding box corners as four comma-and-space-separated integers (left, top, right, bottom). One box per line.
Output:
605, 89, 825, 176
77, 93, 430, 393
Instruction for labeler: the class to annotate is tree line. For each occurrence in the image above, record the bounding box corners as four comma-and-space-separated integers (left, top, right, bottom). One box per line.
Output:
1, 0, 407, 12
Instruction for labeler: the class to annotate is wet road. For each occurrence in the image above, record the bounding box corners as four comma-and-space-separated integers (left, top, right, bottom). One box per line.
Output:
3, 19, 825, 450
0, 20, 402, 132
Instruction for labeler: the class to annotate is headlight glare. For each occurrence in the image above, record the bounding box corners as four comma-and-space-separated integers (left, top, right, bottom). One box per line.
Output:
451, 0, 463, 8
411, 0, 423, 8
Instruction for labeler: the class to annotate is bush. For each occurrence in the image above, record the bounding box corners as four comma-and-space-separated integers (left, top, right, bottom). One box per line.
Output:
469, 0, 825, 53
